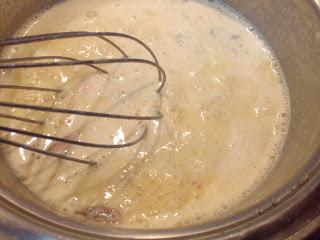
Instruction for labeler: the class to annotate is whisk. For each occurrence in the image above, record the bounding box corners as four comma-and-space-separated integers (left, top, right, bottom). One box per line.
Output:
0, 31, 166, 165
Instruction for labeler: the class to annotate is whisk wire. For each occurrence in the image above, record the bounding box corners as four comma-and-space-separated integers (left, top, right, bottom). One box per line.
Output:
0, 56, 109, 74
0, 31, 166, 165
0, 31, 165, 89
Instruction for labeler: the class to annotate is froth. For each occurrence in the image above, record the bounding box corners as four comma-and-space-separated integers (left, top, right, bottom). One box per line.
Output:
2, 0, 290, 229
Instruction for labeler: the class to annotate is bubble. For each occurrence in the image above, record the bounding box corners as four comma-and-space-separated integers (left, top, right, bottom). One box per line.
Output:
86, 10, 98, 18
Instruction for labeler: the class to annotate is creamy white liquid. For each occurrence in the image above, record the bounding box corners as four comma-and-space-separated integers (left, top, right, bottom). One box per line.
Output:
0, 0, 290, 229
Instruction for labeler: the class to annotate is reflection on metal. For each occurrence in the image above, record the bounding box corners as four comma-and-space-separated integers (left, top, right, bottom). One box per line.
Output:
314, 0, 320, 10
0, 221, 54, 240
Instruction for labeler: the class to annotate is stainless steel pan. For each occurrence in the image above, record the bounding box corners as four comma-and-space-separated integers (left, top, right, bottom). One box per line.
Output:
0, 0, 319, 239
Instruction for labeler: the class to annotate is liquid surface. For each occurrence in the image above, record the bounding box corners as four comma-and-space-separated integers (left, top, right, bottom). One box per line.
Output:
0, 0, 290, 229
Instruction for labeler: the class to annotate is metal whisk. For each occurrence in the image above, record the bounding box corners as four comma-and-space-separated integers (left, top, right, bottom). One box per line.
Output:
0, 31, 166, 165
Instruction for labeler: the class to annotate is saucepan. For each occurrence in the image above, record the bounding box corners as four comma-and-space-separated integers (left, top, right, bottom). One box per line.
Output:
0, 0, 319, 239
